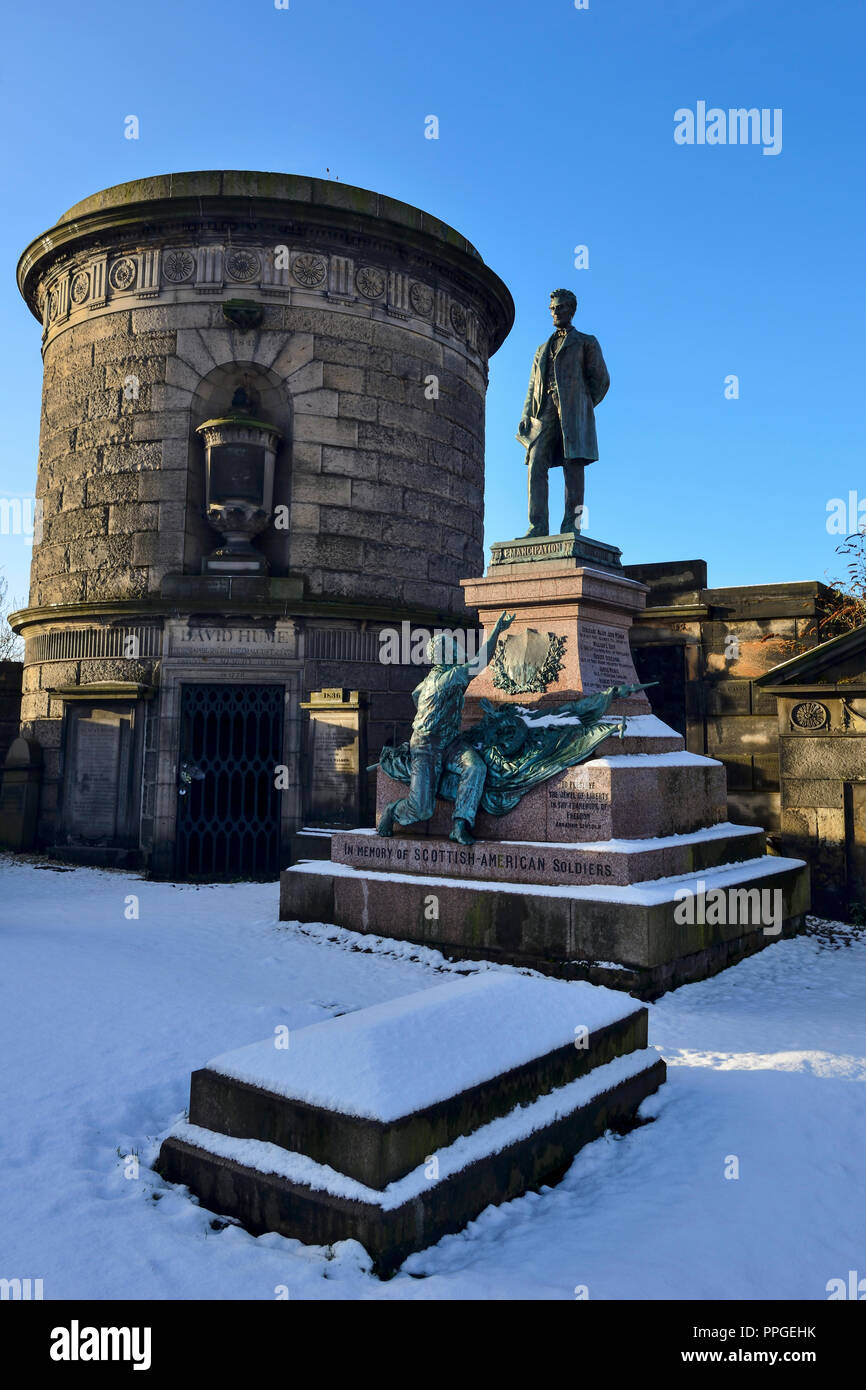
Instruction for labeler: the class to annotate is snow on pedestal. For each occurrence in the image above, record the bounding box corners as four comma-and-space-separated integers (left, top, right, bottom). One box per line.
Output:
283, 712, 811, 997
156, 972, 665, 1272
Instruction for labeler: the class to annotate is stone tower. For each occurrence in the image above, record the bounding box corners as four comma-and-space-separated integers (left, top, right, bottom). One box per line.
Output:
11, 171, 513, 876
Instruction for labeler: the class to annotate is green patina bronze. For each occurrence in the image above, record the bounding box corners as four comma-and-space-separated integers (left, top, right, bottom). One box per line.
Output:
372, 610, 654, 844
375, 684, 652, 822
374, 612, 515, 845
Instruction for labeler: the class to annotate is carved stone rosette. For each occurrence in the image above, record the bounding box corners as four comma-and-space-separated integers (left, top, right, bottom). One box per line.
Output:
791, 700, 830, 730
29, 202, 492, 364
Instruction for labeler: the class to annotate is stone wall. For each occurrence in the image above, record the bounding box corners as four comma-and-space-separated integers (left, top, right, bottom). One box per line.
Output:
627, 561, 832, 834
21, 171, 512, 624
33, 302, 490, 615
754, 629, 866, 917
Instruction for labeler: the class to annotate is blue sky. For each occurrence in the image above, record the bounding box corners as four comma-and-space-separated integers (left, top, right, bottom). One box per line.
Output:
1, 0, 863, 608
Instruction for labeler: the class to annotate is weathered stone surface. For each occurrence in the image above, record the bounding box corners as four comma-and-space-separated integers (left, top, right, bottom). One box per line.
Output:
13, 168, 514, 855
156, 1053, 665, 1275
108, 502, 158, 534
280, 857, 810, 997
86, 473, 138, 505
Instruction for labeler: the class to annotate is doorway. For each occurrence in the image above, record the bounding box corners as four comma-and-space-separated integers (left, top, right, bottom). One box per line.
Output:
174, 683, 284, 880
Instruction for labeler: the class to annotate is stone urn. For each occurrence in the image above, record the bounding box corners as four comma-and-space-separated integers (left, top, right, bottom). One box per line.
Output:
195, 388, 282, 574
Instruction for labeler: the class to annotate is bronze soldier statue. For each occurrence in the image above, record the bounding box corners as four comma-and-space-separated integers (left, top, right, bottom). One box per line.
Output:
517, 289, 610, 538
376, 612, 514, 846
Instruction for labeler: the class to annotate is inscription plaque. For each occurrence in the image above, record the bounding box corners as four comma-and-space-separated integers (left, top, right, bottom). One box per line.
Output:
330, 830, 629, 885
579, 622, 637, 691
62, 706, 136, 844
548, 765, 612, 840
300, 690, 367, 828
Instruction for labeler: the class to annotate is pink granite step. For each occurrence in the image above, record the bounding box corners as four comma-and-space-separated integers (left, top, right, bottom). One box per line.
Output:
376, 748, 727, 843
331, 822, 765, 888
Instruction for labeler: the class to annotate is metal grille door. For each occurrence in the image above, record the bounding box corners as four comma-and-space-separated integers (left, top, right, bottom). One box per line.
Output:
175, 684, 284, 881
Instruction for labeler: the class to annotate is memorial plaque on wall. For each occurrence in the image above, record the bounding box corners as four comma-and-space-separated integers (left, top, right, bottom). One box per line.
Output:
62, 705, 135, 843
300, 689, 367, 828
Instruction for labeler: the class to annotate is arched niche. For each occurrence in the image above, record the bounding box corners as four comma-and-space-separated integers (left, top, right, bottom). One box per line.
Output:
183, 362, 294, 576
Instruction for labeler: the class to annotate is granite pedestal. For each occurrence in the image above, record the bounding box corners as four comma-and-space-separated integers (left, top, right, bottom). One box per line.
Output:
461, 533, 652, 716
282, 716, 810, 997
281, 540, 811, 995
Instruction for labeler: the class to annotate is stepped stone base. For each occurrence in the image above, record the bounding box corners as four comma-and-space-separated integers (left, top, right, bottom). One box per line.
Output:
331, 824, 766, 888
158, 1056, 664, 1276
187, 1002, 646, 1189
301, 714, 813, 996
280, 855, 810, 999
156, 974, 665, 1273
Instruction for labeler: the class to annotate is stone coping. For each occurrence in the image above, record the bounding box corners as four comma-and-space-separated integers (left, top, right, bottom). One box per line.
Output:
18, 169, 515, 345
8, 591, 479, 638
54, 171, 483, 252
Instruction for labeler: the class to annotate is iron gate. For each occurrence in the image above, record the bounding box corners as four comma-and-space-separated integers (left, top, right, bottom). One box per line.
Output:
175, 683, 284, 881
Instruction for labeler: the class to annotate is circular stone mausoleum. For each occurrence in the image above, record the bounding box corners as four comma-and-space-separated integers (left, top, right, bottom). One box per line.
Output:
10, 170, 513, 878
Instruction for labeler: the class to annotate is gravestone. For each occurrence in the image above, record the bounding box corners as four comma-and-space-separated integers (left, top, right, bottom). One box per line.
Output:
157, 973, 665, 1275
61, 704, 136, 846
0, 736, 42, 850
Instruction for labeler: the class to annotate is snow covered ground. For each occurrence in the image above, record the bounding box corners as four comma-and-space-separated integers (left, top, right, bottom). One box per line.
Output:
1, 854, 863, 1301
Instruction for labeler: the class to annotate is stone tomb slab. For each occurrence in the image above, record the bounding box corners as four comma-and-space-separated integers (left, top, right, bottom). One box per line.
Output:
331, 823, 766, 889
158, 1049, 665, 1276
156, 971, 665, 1274
184, 973, 647, 1189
